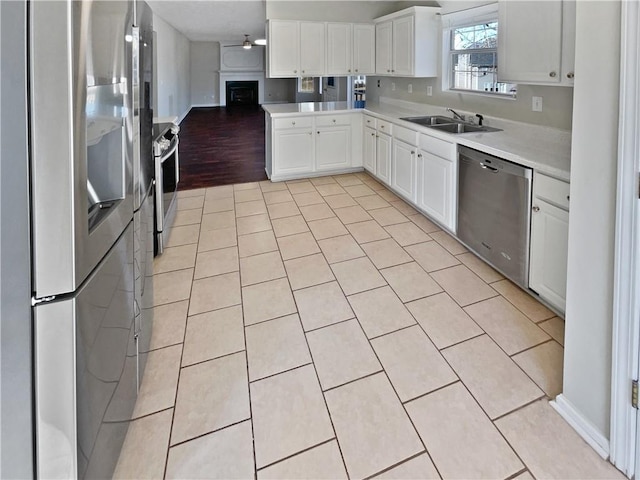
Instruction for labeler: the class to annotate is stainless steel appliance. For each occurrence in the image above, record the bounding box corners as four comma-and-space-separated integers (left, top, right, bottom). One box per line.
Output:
457, 145, 533, 288
28, 1, 155, 477
153, 122, 180, 255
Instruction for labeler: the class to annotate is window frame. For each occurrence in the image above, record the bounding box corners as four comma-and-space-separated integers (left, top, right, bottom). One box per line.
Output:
441, 5, 517, 99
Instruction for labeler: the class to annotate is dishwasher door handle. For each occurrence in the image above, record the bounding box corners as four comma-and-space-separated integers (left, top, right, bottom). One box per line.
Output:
480, 162, 499, 173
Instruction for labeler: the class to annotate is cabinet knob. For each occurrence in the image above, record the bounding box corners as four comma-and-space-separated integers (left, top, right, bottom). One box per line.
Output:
308, 132, 312, 135
371, 133, 375, 136
567, 72, 574, 79
302, 70, 305, 73
387, 69, 391, 73
332, 119, 336, 123
317, 131, 320, 134
411, 151, 415, 155
392, 69, 395, 72
294, 70, 297, 73
348, 69, 351, 73
532, 205, 540, 212
567, 195, 570, 201
355, 69, 358, 72
549, 71, 557, 78
380, 125, 384, 129
418, 153, 422, 158
292, 121, 296, 126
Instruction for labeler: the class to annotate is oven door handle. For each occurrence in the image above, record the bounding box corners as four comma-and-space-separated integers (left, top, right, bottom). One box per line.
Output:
159, 136, 179, 163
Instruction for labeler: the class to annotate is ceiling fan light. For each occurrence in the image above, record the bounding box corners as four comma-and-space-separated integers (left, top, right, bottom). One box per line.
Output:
254, 38, 267, 45
243, 43, 252, 49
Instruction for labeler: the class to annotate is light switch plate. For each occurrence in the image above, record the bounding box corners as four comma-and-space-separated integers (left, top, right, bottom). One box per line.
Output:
532, 96, 543, 112
408, 84, 413, 93
427, 86, 433, 96
392, 82, 396, 91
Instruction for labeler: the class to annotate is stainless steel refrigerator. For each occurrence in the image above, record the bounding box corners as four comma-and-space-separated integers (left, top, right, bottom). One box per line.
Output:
28, 1, 154, 478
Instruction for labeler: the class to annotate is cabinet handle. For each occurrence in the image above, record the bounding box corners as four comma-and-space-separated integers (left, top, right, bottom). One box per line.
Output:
567, 195, 570, 201
566, 72, 574, 79
549, 71, 557, 78
411, 151, 415, 155
532, 205, 540, 212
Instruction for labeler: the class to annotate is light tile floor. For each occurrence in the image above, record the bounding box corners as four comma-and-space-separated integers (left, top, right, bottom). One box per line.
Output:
115, 172, 623, 480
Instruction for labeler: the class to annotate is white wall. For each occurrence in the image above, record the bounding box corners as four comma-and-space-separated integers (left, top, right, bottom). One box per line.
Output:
266, 0, 418, 21
190, 42, 219, 107
154, 13, 191, 120
563, 0, 621, 439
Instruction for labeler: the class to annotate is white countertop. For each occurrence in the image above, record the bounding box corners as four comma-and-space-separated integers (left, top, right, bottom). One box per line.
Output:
263, 99, 572, 181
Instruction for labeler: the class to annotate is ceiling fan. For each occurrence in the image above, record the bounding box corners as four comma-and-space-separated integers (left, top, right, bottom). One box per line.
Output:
224, 34, 266, 49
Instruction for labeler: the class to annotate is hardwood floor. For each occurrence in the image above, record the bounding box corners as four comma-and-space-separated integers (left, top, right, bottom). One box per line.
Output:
178, 105, 267, 190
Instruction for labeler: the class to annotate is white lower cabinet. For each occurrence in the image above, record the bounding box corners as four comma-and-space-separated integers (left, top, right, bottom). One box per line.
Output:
418, 150, 454, 229
376, 132, 392, 185
529, 173, 570, 312
273, 128, 313, 175
316, 125, 350, 171
416, 133, 456, 231
392, 139, 417, 203
269, 113, 361, 180
363, 126, 376, 173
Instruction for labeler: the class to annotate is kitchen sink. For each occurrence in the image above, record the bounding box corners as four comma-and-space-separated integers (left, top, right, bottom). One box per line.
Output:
400, 115, 502, 134
400, 115, 457, 126
428, 123, 502, 134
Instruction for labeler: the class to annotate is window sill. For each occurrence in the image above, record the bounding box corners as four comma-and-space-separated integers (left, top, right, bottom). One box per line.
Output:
445, 88, 517, 100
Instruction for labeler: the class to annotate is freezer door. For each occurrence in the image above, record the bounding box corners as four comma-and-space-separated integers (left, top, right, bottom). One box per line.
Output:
30, 1, 134, 298
35, 224, 135, 479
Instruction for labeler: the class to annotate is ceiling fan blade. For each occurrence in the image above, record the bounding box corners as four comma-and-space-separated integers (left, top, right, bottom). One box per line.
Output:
223, 44, 243, 47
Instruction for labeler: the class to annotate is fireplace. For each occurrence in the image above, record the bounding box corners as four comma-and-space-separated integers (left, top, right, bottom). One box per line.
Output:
226, 81, 259, 106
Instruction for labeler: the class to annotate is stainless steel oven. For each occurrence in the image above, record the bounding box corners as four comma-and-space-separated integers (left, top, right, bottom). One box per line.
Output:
153, 122, 180, 255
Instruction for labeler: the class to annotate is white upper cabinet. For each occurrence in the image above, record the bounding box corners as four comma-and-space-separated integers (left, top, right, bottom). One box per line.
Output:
327, 23, 352, 75
498, 0, 575, 86
268, 20, 300, 77
374, 7, 440, 77
392, 16, 413, 76
352, 24, 375, 75
268, 20, 376, 77
375, 21, 393, 74
300, 22, 326, 76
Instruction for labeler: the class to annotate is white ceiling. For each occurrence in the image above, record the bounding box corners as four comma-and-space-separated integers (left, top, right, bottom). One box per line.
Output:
147, 1, 267, 42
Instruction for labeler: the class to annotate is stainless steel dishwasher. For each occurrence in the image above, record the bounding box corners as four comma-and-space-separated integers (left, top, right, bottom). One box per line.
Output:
457, 145, 533, 289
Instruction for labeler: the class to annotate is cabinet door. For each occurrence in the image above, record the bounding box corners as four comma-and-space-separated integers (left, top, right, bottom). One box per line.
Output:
274, 129, 313, 175
392, 16, 414, 76
418, 150, 454, 229
392, 139, 417, 202
375, 21, 393, 74
529, 198, 569, 311
363, 126, 376, 173
353, 24, 375, 75
560, 0, 576, 85
376, 133, 392, 184
498, 0, 562, 83
327, 23, 352, 75
269, 20, 300, 77
300, 22, 326, 76
316, 126, 351, 171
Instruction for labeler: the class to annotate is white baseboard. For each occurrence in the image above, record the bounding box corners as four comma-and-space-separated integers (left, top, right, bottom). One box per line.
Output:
551, 394, 610, 459
177, 106, 192, 125
270, 167, 364, 183
191, 103, 220, 108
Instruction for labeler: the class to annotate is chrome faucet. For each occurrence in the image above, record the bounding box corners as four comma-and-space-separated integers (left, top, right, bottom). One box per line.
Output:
446, 108, 466, 122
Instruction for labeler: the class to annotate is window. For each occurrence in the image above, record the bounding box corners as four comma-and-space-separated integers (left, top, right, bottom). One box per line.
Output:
298, 77, 314, 93
443, 10, 517, 97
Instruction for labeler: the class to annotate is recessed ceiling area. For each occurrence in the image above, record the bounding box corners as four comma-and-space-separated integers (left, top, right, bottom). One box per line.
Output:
147, 1, 267, 42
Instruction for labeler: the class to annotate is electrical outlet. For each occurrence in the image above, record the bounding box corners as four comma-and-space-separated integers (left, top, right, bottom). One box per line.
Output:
427, 86, 433, 96
391, 82, 396, 91
408, 84, 413, 93
532, 96, 543, 112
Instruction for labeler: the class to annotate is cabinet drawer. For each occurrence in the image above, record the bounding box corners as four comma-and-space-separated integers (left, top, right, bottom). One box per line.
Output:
274, 116, 314, 130
315, 114, 351, 127
419, 133, 455, 160
364, 115, 377, 129
377, 119, 393, 134
534, 173, 570, 210
393, 125, 418, 146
